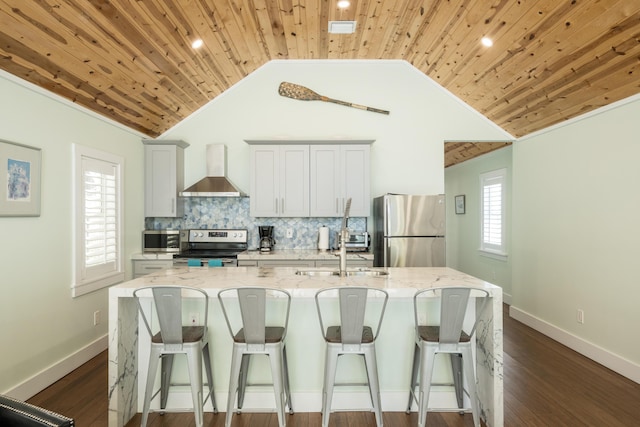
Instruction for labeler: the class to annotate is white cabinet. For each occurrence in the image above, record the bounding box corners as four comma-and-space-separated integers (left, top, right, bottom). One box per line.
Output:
143, 140, 189, 217
310, 145, 370, 217
132, 259, 173, 279
250, 145, 309, 217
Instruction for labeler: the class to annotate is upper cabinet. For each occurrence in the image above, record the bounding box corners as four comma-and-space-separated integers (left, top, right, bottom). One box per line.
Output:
247, 140, 372, 218
250, 145, 309, 217
143, 140, 189, 217
310, 145, 370, 217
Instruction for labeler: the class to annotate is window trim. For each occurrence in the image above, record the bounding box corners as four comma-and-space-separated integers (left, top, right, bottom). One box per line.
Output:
478, 168, 507, 260
72, 144, 124, 297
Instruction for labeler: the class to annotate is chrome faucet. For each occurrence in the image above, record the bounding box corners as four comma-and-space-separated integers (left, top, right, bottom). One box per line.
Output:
338, 198, 352, 277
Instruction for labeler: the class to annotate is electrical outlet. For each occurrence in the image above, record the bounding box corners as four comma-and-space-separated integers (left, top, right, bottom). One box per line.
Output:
189, 313, 199, 325
577, 309, 584, 324
93, 310, 101, 326
286, 228, 293, 238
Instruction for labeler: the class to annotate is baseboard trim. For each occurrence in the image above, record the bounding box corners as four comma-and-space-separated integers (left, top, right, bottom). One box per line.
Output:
147, 388, 463, 413
509, 306, 640, 384
6, 335, 108, 400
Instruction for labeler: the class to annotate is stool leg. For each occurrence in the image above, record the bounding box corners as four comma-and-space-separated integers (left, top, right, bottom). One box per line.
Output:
406, 342, 420, 413
202, 343, 217, 413
160, 354, 174, 410
363, 346, 383, 427
451, 353, 464, 410
186, 347, 204, 427
418, 345, 437, 427
237, 354, 250, 410
283, 345, 293, 414
268, 347, 287, 427
142, 349, 160, 427
225, 345, 243, 427
322, 346, 339, 427
462, 347, 480, 427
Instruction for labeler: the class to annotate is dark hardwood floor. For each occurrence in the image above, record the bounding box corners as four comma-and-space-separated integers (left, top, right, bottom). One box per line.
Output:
27, 305, 640, 426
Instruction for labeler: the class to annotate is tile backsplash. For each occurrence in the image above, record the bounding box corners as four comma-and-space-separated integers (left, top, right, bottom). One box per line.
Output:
145, 197, 367, 250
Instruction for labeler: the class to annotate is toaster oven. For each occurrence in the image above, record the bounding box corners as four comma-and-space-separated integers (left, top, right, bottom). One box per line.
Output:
337, 231, 370, 251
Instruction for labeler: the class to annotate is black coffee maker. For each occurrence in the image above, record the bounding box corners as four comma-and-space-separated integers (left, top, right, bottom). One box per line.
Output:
259, 225, 276, 252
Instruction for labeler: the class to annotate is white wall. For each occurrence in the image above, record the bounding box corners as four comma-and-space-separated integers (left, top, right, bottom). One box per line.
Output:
445, 147, 513, 302
511, 96, 640, 380
0, 71, 145, 398
162, 60, 511, 199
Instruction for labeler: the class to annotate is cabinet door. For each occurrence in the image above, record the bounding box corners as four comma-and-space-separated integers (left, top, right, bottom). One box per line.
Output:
133, 260, 173, 278
250, 145, 280, 216
342, 145, 370, 217
280, 146, 309, 216
250, 145, 309, 217
144, 144, 184, 217
310, 144, 370, 217
310, 145, 341, 216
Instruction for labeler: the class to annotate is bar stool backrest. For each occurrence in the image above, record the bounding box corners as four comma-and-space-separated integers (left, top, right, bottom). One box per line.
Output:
414, 287, 489, 346
339, 287, 369, 345
238, 287, 267, 344
134, 286, 209, 351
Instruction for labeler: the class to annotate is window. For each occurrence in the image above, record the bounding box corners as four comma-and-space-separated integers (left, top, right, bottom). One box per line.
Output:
72, 145, 124, 297
479, 168, 507, 259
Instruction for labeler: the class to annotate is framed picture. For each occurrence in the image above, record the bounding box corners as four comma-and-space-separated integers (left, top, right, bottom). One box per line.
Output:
455, 194, 465, 215
0, 140, 41, 216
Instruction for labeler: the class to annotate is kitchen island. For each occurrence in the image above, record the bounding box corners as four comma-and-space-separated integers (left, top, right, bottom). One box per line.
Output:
108, 266, 503, 427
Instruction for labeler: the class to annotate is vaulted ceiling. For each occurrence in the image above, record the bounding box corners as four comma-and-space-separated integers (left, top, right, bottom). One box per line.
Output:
1, 1, 639, 165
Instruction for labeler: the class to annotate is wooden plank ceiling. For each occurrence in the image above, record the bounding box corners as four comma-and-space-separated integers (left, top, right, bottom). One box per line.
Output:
0, 1, 639, 166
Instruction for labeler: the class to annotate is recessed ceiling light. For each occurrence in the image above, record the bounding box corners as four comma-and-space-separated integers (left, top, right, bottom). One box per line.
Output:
192, 39, 204, 49
328, 21, 356, 34
337, 1, 350, 8
481, 37, 493, 47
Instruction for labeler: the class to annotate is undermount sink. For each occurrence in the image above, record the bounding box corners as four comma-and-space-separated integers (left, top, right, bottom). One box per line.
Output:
295, 268, 389, 277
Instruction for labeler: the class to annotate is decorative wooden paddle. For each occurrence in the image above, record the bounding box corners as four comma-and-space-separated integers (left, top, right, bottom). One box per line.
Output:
278, 82, 390, 115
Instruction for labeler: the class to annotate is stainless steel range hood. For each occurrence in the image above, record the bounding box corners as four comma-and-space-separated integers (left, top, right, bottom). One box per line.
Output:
179, 144, 246, 197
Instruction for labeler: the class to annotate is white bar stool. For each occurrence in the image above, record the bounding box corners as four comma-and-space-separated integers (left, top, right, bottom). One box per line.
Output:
406, 286, 490, 427
133, 286, 217, 427
218, 287, 293, 427
315, 286, 389, 427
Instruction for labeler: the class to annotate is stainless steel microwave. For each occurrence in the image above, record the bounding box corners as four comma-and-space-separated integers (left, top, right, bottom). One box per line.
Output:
142, 230, 180, 253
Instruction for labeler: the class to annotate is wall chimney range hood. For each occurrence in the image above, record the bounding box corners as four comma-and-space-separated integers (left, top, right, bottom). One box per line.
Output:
180, 144, 246, 197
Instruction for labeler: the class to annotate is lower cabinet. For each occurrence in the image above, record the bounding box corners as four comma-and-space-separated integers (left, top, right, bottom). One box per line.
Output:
132, 260, 173, 278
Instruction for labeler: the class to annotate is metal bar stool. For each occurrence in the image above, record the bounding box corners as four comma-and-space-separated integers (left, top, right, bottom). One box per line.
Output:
133, 285, 217, 427
406, 286, 490, 427
218, 287, 293, 427
315, 286, 389, 427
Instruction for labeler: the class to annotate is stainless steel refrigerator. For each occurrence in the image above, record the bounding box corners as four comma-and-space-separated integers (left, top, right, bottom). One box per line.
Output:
373, 193, 445, 267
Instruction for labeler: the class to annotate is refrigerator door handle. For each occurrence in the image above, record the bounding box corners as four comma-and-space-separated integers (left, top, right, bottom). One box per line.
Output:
385, 238, 391, 267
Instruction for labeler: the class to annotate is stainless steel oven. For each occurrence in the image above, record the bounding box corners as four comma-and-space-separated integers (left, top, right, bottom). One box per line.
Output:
173, 229, 248, 267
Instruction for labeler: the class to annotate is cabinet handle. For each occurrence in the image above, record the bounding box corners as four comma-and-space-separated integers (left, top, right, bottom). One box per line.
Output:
281, 198, 285, 213
275, 198, 278, 214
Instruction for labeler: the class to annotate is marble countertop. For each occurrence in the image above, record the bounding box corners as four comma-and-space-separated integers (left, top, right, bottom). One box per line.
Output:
237, 249, 373, 260
111, 266, 500, 298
